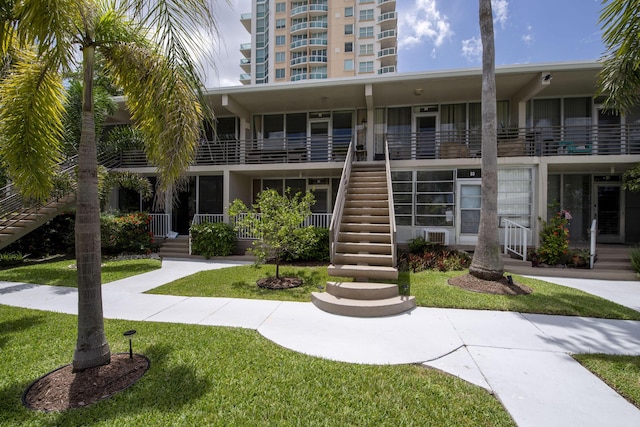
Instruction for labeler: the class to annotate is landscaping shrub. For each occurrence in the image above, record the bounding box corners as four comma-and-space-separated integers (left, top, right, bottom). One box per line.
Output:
190, 221, 237, 258
284, 227, 330, 262
631, 246, 640, 274
101, 212, 154, 255
398, 238, 471, 273
4, 211, 76, 257
0, 252, 26, 268
534, 209, 571, 266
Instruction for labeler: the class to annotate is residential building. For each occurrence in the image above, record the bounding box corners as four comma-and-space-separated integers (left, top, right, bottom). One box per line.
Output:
239, 0, 398, 84
104, 60, 640, 253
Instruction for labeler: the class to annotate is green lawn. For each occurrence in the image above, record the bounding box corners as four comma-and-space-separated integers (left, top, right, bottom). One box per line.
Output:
148, 264, 640, 321
574, 354, 640, 409
0, 258, 161, 287
0, 305, 515, 426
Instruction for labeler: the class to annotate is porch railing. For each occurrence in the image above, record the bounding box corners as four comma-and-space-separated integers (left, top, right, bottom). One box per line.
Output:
503, 218, 531, 261
149, 214, 171, 238
192, 214, 225, 226
590, 219, 597, 269
384, 138, 397, 268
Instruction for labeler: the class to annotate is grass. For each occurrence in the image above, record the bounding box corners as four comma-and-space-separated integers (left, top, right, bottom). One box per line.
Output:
146, 264, 352, 302
0, 305, 515, 426
0, 258, 161, 287
148, 264, 640, 320
574, 354, 640, 409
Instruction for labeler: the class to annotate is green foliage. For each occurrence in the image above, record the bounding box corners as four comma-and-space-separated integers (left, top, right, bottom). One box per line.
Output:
407, 236, 443, 254
229, 188, 317, 277
630, 246, 640, 274
535, 209, 571, 265
190, 221, 237, 258
101, 212, 154, 255
284, 227, 330, 262
622, 164, 640, 193
98, 167, 152, 210
398, 247, 471, 273
4, 211, 76, 257
0, 252, 26, 268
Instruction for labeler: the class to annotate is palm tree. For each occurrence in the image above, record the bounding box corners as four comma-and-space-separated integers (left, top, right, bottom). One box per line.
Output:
468, 0, 504, 282
0, 0, 217, 371
598, 0, 640, 113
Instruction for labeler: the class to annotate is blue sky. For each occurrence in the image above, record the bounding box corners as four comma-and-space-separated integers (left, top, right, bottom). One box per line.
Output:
207, 0, 607, 87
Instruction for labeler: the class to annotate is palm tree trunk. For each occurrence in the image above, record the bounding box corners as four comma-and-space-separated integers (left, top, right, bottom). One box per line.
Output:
469, 0, 504, 281
73, 44, 110, 371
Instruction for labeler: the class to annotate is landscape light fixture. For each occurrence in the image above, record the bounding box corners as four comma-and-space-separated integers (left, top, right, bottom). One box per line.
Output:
123, 329, 137, 359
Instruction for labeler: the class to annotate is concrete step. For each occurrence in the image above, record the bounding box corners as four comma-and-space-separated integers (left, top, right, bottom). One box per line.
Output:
502, 255, 638, 281
340, 222, 391, 233
338, 232, 391, 244
347, 192, 389, 201
336, 242, 392, 254
328, 264, 398, 280
348, 187, 387, 195
311, 292, 415, 317
325, 281, 399, 300
342, 207, 390, 217
345, 200, 389, 209
333, 253, 394, 266
342, 215, 390, 224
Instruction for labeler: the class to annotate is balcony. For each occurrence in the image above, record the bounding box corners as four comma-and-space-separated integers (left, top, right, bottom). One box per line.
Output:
377, 65, 396, 74
290, 39, 308, 51
240, 13, 251, 32
291, 74, 308, 82
309, 21, 328, 30
291, 5, 308, 17
240, 74, 251, 85
109, 124, 640, 169
290, 56, 308, 67
240, 43, 251, 57
377, 0, 396, 14
309, 38, 328, 47
377, 29, 397, 50
308, 4, 328, 16
240, 58, 250, 72
378, 11, 397, 31
309, 55, 328, 64
290, 22, 308, 34
309, 72, 328, 80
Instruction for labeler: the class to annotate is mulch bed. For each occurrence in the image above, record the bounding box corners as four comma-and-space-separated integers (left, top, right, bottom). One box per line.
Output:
23, 353, 149, 412
448, 273, 532, 295
257, 276, 303, 289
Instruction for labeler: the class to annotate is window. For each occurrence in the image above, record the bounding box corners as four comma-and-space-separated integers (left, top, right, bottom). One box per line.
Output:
359, 26, 374, 38
345, 7, 353, 17
275, 2, 286, 12
275, 52, 285, 63
358, 61, 374, 73
275, 68, 285, 79
359, 9, 374, 21
344, 59, 354, 71
359, 44, 373, 55
392, 171, 413, 226
344, 24, 353, 35
416, 171, 455, 227
498, 169, 532, 228
276, 18, 286, 29
344, 42, 353, 53
276, 35, 285, 46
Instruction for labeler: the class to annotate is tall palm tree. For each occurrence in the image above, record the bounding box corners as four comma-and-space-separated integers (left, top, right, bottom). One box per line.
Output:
0, 0, 217, 371
469, 0, 504, 281
598, 0, 640, 113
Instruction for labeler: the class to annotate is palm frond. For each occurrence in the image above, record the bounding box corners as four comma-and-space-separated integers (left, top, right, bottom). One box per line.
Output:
0, 49, 65, 201
102, 42, 202, 197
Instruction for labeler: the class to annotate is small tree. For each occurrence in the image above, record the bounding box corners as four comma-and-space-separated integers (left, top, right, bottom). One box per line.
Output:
229, 188, 317, 279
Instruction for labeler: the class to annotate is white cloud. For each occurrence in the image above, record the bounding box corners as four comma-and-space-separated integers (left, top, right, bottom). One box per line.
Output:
492, 0, 509, 29
522, 25, 534, 45
399, 0, 454, 50
461, 37, 482, 62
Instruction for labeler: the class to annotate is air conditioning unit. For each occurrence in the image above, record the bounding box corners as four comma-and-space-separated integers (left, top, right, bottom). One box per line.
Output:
423, 228, 450, 245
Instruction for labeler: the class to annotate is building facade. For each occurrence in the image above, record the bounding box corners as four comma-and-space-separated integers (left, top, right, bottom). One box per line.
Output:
240, 0, 398, 84
107, 61, 640, 249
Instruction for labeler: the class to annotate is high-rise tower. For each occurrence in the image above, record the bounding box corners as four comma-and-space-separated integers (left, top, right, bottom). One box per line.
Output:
240, 0, 397, 84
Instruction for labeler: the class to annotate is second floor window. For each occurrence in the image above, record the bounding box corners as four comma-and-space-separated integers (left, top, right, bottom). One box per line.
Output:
359, 44, 373, 55
359, 61, 374, 73
359, 26, 374, 38
344, 59, 354, 71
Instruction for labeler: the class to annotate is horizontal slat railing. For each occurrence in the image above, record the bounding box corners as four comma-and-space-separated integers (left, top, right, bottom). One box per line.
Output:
108, 124, 640, 168
503, 218, 531, 261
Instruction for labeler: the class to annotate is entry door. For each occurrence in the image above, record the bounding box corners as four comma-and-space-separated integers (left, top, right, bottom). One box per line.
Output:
456, 179, 482, 244
309, 120, 330, 161
414, 114, 438, 159
593, 183, 624, 243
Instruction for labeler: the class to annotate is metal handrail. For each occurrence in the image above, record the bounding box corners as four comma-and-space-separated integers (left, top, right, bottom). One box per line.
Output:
383, 138, 397, 267
503, 218, 531, 261
329, 139, 355, 265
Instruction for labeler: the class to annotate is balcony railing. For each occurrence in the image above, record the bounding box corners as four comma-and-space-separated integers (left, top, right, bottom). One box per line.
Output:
107, 124, 640, 169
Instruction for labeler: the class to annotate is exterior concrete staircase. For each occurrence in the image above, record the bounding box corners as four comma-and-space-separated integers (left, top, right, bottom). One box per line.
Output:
312, 159, 416, 317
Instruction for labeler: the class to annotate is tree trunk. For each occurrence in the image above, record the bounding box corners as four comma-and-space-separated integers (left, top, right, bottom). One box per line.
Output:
73, 44, 111, 371
469, 0, 504, 282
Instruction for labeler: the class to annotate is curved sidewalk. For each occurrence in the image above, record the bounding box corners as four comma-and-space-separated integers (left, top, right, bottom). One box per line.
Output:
1, 260, 640, 426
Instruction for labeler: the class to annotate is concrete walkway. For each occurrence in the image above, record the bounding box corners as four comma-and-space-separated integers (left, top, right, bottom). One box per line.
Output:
1, 260, 640, 426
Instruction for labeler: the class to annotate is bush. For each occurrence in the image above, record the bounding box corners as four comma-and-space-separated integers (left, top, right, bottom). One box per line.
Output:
101, 212, 154, 255
535, 209, 571, 265
284, 227, 330, 262
190, 221, 237, 258
631, 246, 640, 274
398, 246, 471, 273
407, 236, 445, 254
4, 211, 75, 257
0, 252, 26, 268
